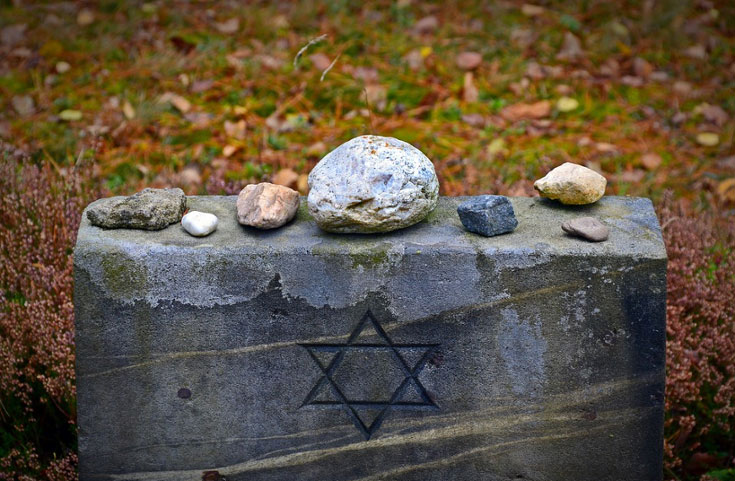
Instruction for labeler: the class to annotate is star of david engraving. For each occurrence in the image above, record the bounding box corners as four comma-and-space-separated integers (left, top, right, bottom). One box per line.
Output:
299, 310, 439, 440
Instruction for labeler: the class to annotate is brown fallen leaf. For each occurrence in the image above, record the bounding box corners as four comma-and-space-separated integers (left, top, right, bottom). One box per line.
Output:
272, 168, 299, 189
521, 4, 545, 16
556, 32, 584, 62
222, 145, 238, 157
224, 119, 246, 140
463, 72, 479, 103
500, 100, 551, 121
11, 95, 35, 117
1, 24, 27, 47
456, 51, 482, 70
77, 9, 94, 26
618, 169, 645, 183
413, 15, 439, 34
214, 18, 239, 34
297, 174, 309, 194
461, 113, 485, 128
159, 92, 191, 113
694, 103, 729, 127
684, 44, 707, 60
640, 153, 662, 170
190, 79, 214, 93
632, 57, 653, 78
716, 178, 735, 203
309, 53, 331, 71
122, 100, 135, 120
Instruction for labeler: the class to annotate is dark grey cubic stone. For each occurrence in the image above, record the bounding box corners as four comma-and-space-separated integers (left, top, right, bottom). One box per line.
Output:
74, 196, 667, 481
457, 195, 518, 237
86, 187, 187, 230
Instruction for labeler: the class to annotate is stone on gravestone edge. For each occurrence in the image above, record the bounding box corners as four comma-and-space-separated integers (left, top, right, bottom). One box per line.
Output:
74, 196, 666, 481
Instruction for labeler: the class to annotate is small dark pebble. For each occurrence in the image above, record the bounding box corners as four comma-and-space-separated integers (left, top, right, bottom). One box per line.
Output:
457, 195, 518, 237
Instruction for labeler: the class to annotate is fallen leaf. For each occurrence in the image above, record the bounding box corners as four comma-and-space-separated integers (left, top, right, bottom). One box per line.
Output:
632, 57, 653, 78
222, 145, 237, 157
618, 169, 645, 183
556, 96, 579, 112
500, 100, 551, 121
487, 138, 506, 157
185, 112, 212, 128
55, 61, 71, 74
413, 15, 438, 34
463, 72, 479, 103
273, 168, 299, 189
717, 178, 735, 203
1, 24, 27, 47
159, 92, 191, 113
556, 32, 583, 61
510, 28, 535, 49
684, 44, 706, 60
306, 141, 326, 156
599, 58, 620, 77
77, 9, 95, 26
717, 156, 735, 170
190, 79, 214, 93
696, 132, 719, 146
11, 95, 35, 117
456, 52, 482, 70
640, 153, 662, 170
461, 113, 485, 128
214, 18, 239, 34
555, 84, 573, 95
353, 67, 379, 83
403, 50, 423, 70
178, 166, 201, 186
365, 84, 387, 110
649, 71, 669, 82
521, 4, 545, 16
621, 75, 644, 87
309, 53, 331, 71
297, 174, 309, 194
59, 109, 82, 121
694, 103, 729, 126
122, 100, 135, 119
256, 54, 284, 70
673, 81, 692, 96
224, 120, 247, 139
595, 142, 618, 153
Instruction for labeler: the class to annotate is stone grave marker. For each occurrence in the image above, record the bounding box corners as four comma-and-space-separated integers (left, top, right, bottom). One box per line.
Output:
74, 196, 666, 481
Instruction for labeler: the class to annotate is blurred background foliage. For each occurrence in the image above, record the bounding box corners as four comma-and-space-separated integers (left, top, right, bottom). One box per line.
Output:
1, 0, 734, 479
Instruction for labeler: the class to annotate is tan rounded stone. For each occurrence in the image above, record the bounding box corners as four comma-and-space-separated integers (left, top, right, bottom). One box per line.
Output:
533, 162, 607, 205
236, 182, 300, 229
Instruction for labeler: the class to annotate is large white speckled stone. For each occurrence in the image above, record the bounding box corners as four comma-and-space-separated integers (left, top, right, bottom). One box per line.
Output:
307, 135, 439, 233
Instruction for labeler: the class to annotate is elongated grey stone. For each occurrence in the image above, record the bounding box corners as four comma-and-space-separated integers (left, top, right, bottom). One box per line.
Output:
74, 196, 666, 481
86, 188, 186, 230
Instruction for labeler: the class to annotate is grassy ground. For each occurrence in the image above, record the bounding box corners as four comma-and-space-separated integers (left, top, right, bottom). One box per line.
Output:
1, 0, 734, 205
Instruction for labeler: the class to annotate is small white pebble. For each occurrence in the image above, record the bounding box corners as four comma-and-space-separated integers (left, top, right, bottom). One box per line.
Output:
181, 211, 218, 237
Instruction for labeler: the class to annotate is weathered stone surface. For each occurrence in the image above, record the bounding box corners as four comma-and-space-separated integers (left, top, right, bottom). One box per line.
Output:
75, 196, 666, 481
86, 188, 186, 230
181, 211, 218, 237
237, 182, 299, 229
457, 195, 517, 237
534, 162, 607, 205
307, 135, 439, 233
562, 216, 610, 242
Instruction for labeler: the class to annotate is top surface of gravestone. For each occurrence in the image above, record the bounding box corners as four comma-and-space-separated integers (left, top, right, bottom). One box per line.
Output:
76, 196, 665, 259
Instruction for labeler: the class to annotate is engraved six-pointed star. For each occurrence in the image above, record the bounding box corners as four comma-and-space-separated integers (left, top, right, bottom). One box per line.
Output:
299, 311, 439, 440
